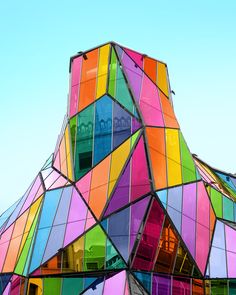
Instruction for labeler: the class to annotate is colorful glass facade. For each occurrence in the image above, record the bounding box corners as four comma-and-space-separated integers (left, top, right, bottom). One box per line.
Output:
0, 42, 236, 294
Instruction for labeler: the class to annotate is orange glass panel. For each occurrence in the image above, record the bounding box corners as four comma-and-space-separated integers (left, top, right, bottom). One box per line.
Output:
146, 127, 167, 190
78, 49, 99, 111
89, 155, 111, 218
3, 210, 29, 272
160, 91, 179, 128
192, 279, 204, 295
144, 57, 157, 83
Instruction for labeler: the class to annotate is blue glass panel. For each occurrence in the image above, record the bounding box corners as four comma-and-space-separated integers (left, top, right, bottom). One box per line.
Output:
209, 247, 227, 278
212, 221, 225, 249
39, 188, 62, 228
134, 272, 151, 293
107, 207, 130, 261
167, 186, 182, 212
93, 96, 112, 164
113, 102, 131, 149
29, 227, 51, 273
156, 190, 167, 208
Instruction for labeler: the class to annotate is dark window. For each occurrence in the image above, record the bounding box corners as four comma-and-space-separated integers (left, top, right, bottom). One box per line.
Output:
79, 151, 92, 170
29, 283, 38, 295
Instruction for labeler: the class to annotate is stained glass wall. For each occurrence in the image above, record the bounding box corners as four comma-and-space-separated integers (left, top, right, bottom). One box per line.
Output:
0, 42, 235, 294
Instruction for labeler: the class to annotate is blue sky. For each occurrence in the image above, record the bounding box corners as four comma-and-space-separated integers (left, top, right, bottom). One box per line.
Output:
0, 1, 235, 211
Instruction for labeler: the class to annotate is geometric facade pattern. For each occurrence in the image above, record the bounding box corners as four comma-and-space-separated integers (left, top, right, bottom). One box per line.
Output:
0, 42, 236, 294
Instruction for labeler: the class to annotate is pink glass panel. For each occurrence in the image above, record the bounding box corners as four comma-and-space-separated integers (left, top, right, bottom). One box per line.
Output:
103, 271, 126, 295
20, 175, 42, 214
197, 181, 209, 229
227, 251, 236, 277
225, 224, 236, 252
140, 75, 164, 126
195, 223, 209, 274
0, 224, 14, 271
76, 171, 92, 203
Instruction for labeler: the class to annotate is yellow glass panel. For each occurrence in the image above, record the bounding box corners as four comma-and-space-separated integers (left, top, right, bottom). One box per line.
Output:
65, 125, 73, 180
27, 278, 43, 295
157, 62, 169, 97
108, 138, 131, 197
166, 129, 182, 186
18, 196, 43, 258
96, 44, 110, 99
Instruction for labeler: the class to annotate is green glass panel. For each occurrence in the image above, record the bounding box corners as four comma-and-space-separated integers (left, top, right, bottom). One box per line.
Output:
84, 225, 106, 271
223, 196, 234, 221
15, 204, 41, 275
229, 280, 236, 295
179, 132, 197, 183
106, 239, 126, 270
131, 130, 141, 148
43, 278, 61, 295
74, 104, 94, 180
61, 278, 83, 295
116, 65, 135, 115
210, 188, 223, 218
70, 116, 77, 158
211, 280, 228, 295
108, 48, 117, 97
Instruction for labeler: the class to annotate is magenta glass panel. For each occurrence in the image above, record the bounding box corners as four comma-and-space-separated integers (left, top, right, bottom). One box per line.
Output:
63, 188, 87, 247
131, 137, 150, 201
197, 181, 209, 229
130, 197, 150, 253
104, 162, 130, 216
132, 199, 164, 271
121, 49, 143, 103
140, 75, 164, 127
195, 223, 209, 274
182, 182, 197, 220
172, 278, 191, 295
103, 271, 126, 295
124, 48, 143, 69
70, 56, 82, 117
181, 215, 196, 257
152, 275, 171, 295
9, 276, 21, 295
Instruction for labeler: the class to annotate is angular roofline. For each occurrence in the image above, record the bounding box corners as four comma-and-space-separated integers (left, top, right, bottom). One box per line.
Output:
69, 41, 167, 73
193, 154, 236, 178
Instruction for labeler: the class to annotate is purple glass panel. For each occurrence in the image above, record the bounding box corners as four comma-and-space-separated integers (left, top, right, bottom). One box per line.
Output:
181, 215, 196, 257
152, 275, 171, 295
130, 196, 150, 253
104, 162, 130, 216
182, 182, 197, 220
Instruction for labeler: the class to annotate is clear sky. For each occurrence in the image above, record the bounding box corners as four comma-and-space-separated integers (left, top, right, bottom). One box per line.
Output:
0, 1, 235, 211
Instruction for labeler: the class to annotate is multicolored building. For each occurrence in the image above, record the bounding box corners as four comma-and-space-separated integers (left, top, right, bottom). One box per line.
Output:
0, 42, 236, 294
